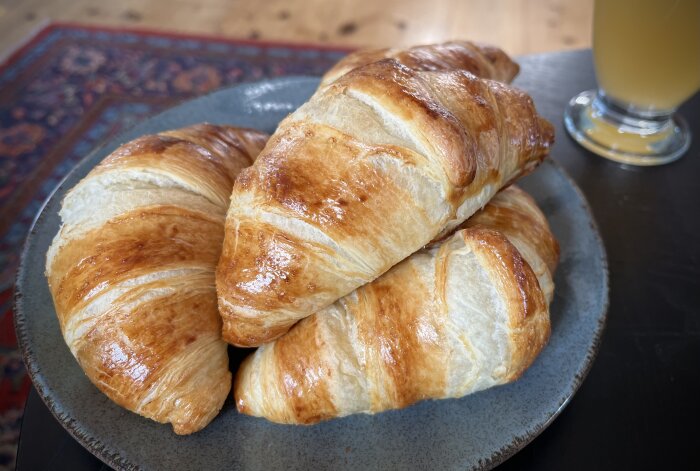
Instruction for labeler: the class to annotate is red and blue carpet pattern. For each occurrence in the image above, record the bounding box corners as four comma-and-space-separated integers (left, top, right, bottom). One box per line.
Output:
0, 23, 348, 469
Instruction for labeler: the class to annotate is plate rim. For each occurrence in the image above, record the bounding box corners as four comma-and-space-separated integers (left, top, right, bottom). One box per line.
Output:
13, 77, 610, 471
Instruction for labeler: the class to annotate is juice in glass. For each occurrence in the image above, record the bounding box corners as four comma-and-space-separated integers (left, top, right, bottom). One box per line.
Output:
564, 0, 700, 165
594, 0, 700, 111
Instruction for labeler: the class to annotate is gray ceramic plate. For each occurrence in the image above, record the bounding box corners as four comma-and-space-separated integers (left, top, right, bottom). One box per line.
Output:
15, 77, 608, 471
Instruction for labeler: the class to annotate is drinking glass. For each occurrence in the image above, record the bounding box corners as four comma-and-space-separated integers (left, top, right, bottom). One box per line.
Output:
565, 0, 700, 166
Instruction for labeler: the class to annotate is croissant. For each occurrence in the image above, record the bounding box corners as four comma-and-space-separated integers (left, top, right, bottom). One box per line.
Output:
234, 185, 558, 424
217, 58, 555, 347
45, 124, 268, 434
319, 40, 520, 87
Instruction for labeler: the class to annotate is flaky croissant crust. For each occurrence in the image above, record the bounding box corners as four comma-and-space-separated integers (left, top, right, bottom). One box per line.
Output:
217, 59, 554, 347
234, 185, 558, 425
46, 124, 268, 434
319, 40, 520, 87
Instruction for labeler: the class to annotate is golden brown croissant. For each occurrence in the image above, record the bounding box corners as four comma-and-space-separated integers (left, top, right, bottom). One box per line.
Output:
217, 59, 554, 347
45, 123, 268, 434
319, 40, 520, 87
234, 185, 558, 424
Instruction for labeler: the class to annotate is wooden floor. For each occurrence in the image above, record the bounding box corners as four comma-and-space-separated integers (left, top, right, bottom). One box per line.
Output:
0, 0, 593, 60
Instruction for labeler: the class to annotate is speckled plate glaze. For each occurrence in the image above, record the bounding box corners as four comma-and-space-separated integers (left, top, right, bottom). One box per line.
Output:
15, 77, 608, 471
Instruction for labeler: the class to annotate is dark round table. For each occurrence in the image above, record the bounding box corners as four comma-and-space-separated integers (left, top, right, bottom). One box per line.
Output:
16, 50, 700, 470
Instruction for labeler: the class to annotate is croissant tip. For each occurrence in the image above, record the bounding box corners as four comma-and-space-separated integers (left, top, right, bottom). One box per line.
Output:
235, 396, 250, 415
171, 421, 200, 436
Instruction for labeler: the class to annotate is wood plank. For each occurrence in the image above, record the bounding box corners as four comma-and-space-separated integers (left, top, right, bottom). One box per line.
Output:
0, 0, 593, 62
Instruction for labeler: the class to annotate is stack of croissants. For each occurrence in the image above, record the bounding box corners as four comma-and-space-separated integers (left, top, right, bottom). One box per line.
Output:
45, 40, 559, 435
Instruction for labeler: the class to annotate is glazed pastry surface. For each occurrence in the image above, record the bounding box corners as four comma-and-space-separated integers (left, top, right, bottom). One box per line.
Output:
319, 40, 520, 87
217, 58, 554, 347
235, 186, 558, 424
46, 123, 268, 434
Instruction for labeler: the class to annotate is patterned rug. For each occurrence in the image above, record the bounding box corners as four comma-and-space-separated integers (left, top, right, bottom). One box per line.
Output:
0, 22, 349, 469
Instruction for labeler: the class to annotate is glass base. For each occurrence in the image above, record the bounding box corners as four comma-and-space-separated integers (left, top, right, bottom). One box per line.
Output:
564, 90, 691, 166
